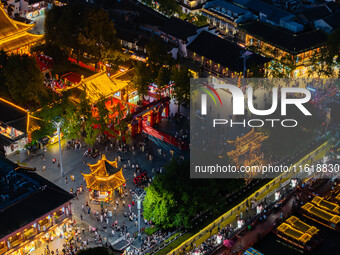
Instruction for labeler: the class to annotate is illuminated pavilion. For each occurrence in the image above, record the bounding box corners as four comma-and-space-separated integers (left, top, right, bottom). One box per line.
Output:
276, 216, 319, 249
66, 70, 134, 103
0, 5, 43, 54
311, 196, 340, 215
301, 202, 340, 230
226, 129, 268, 172
82, 155, 126, 202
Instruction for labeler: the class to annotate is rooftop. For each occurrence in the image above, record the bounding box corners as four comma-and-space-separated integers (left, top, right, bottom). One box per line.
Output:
0, 98, 27, 133
323, 11, 340, 30
0, 6, 42, 52
0, 157, 74, 239
160, 16, 198, 41
187, 31, 270, 72
240, 21, 328, 54
298, 5, 333, 22
243, 0, 293, 24
205, 0, 250, 16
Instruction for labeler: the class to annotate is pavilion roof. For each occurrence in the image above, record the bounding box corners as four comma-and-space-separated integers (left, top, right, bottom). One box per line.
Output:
227, 129, 268, 148
277, 223, 312, 243
285, 216, 319, 236
311, 196, 340, 214
227, 129, 268, 160
80, 71, 130, 103
83, 168, 126, 191
302, 202, 340, 224
87, 154, 119, 177
0, 31, 43, 52
82, 154, 126, 192
0, 6, 42, 52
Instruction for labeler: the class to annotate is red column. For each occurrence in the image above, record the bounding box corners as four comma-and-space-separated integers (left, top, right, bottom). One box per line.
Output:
131, 124, 136, 137
157, 110, 162, 123
138, 118, 143, 133
150, 111, 155, 127
165, 102, 169, 117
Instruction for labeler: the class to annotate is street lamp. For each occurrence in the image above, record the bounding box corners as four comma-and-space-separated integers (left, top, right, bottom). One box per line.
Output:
240, 50, 253, 92
132, 188, 146, 242
52, 118, 64, 177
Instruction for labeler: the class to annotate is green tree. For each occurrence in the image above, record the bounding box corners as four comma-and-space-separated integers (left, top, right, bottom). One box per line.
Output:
94, 96, 110, 134
30, 43, 69, 68
143, 159, 244, 229
155, 66, 171, 96
157, 0, 179, 15
1, 53, 45, 107
131, 62, 151, 98
112, 102, 130, 143
146, 38, 173, 67
171, 66, 191, 113
45, 2, 120, 67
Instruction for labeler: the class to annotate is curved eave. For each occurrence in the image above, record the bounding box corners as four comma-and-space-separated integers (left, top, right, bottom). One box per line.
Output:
0, 32, 43, 52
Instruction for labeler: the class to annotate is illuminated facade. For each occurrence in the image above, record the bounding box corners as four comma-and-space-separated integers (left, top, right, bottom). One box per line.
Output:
0, 98, 29, 156
238, 21, 328, 77
226, 128, 268, 169
82, 155, 126, 202
0, 4, 43, 54
0, 157, 73, 255
301, 202, 340, 230
276, 216, 319, 249
187, 31, 269, 77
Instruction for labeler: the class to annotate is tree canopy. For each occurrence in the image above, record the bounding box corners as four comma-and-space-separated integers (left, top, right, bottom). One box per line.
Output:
0, 51, 44, 108
44, 2, 124, 68
143, 159, 244, 229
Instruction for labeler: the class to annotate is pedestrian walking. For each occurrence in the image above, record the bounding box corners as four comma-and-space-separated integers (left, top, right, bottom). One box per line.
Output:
65, 176, 68, 184
80, 214, 83, 221
70, 175, 75, 182
43, 165, 46, 172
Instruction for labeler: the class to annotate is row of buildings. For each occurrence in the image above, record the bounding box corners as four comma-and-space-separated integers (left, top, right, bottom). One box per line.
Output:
111, 0, 339, 78
2, 0, 49, 19
0, 156, 73, 255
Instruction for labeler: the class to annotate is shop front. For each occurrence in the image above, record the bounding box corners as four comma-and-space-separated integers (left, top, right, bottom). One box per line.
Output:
3, 218, 72, 255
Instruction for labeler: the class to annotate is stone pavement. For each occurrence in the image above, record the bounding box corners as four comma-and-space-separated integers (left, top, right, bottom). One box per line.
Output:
212, 195, 295, 255
8, 115, 189, 253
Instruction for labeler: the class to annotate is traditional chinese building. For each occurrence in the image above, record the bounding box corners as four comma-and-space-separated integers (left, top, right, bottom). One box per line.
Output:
238, 20, 328, 77
227, 128, 268, 168
187, 31, 270, 77
68, 70, 134, 103
0, 157, 74, 255
82, 155, 126, 203
0, 4, 42, 54
0, 98, 41, 156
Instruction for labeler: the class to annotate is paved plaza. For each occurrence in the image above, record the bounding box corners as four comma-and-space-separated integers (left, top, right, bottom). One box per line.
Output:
8, 104, 189, 254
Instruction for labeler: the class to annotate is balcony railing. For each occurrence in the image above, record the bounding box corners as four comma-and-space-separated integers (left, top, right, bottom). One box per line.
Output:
0, 246, 8, 255
10, 236, 23, 248
40, 221, 52, 231
23, 228, 38, 241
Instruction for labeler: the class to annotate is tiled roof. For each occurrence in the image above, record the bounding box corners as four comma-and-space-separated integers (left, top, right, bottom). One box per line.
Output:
187, 31, 269, 72
240, 21, 327, 54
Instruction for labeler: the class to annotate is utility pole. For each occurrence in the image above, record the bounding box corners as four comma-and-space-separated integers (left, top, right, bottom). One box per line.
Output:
52, 119, 64, 177
132, 188, 146, 242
